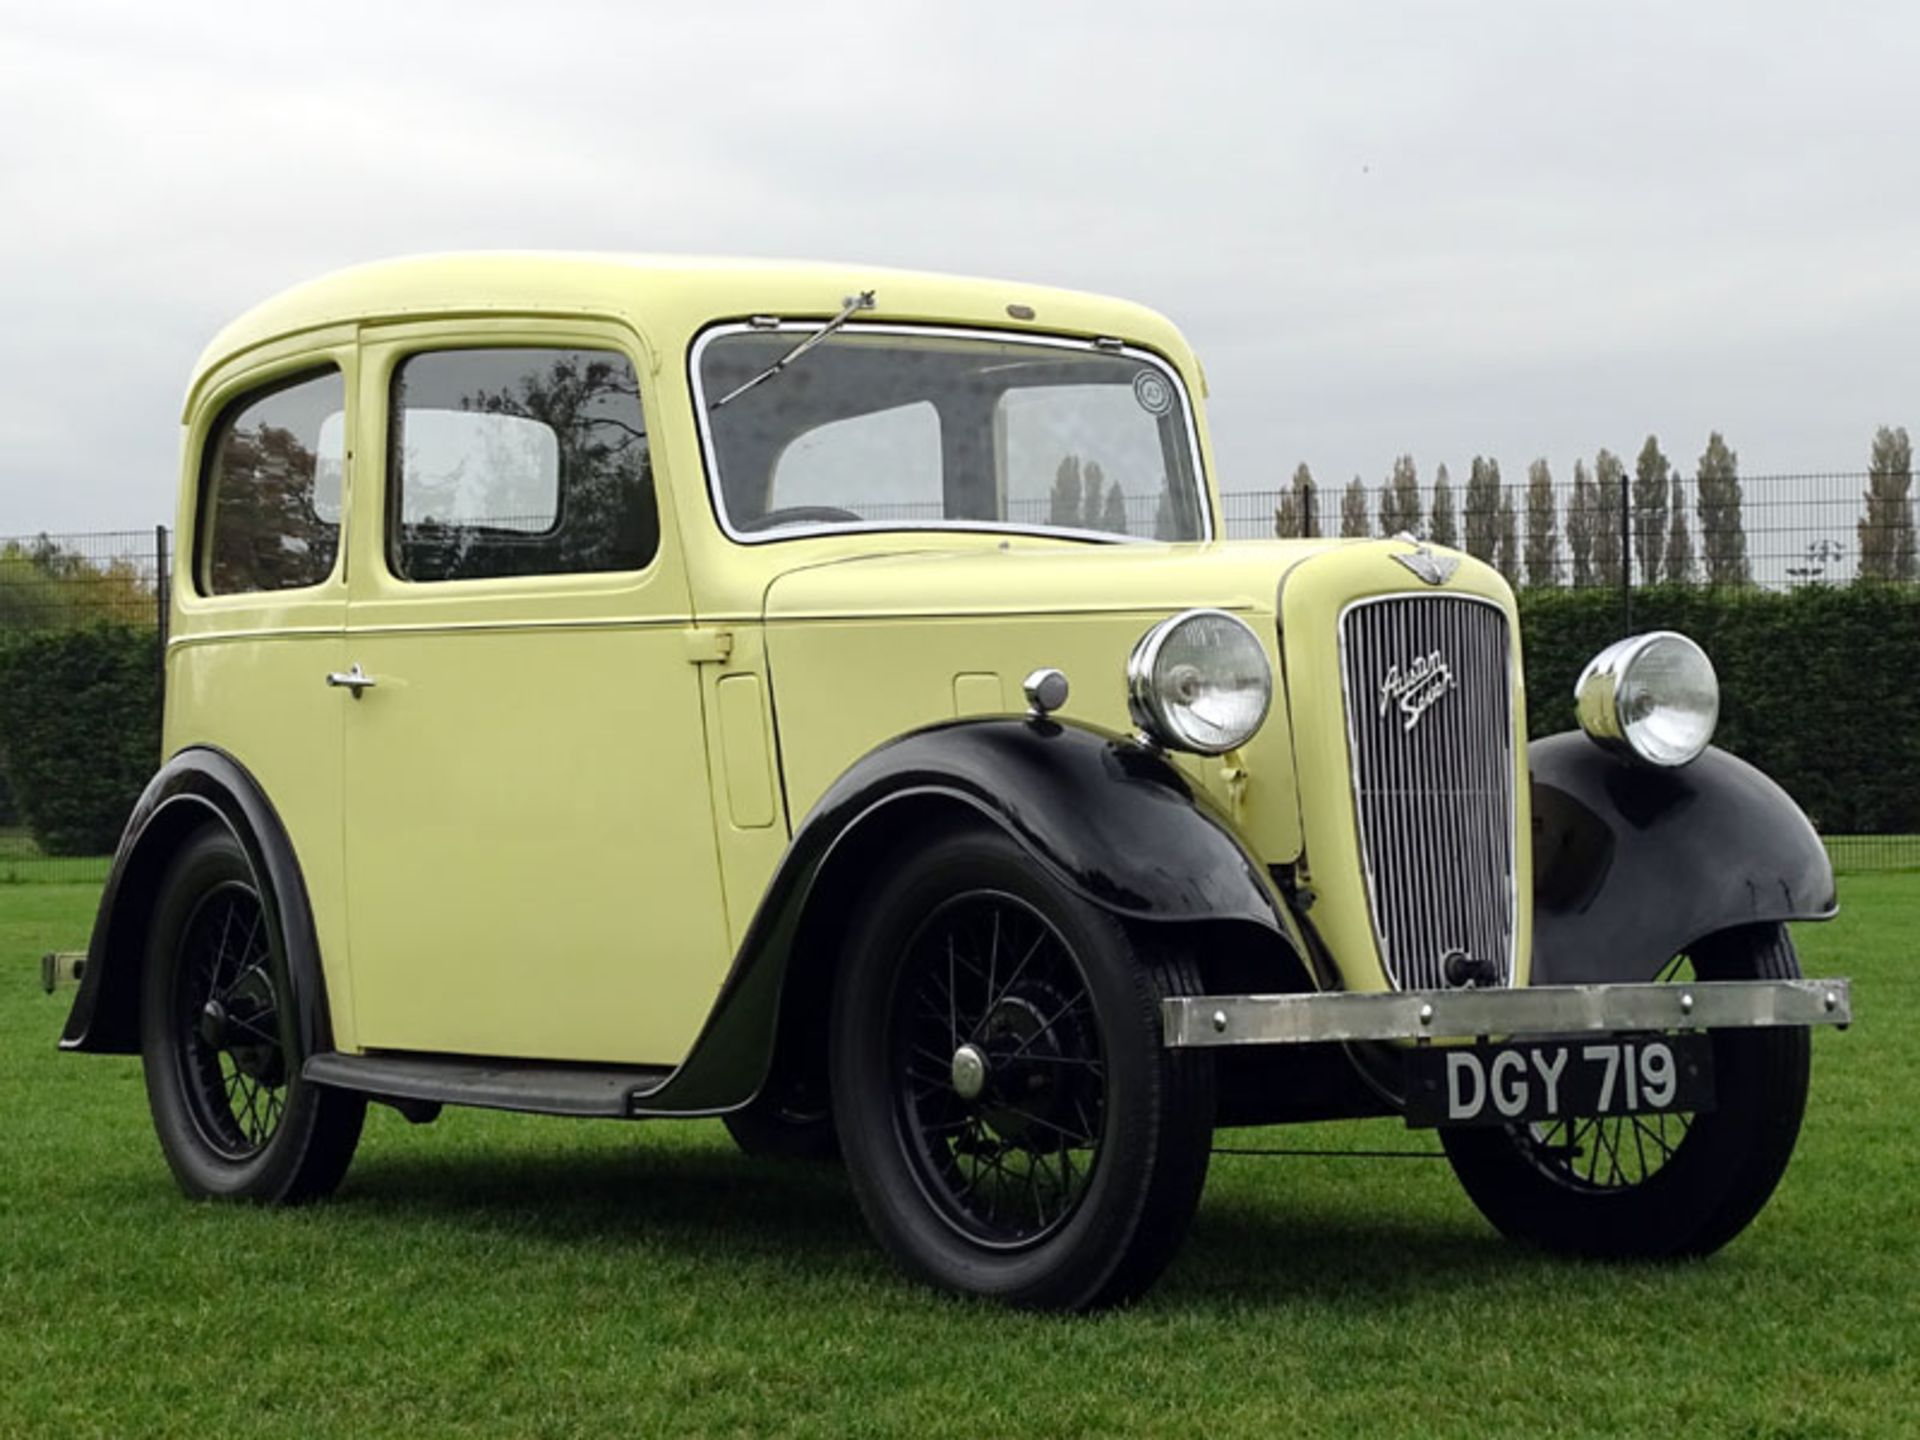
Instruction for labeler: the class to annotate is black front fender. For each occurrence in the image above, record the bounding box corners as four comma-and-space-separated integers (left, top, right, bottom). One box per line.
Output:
639, 717, 1293, 1114
62, 747, 332, 1059
1530, 731, 1837, 985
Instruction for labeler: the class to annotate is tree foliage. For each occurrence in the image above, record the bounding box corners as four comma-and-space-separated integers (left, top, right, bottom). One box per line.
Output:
1048, 456, 1085, 529
1494, 487, 1519, 586
1695, 432, 1751, 586
1275, 462, 1316, 538
1429, 463, 1458, 549
1524, 458, 1558, 587
1665, 474, 1694, 583
1566, 460, 1595, 587
1592, 448, 1625, 587
1378, 454, 1421, 538
1464, 456, 1500, 562
1858, 425, 1916, 582
1633, 436, 1671, 583
0, 536, 157, 632
1339, 476, 1369, 538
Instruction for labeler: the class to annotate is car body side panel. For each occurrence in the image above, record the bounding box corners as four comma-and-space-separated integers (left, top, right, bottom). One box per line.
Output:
1530, 731, 1838, 984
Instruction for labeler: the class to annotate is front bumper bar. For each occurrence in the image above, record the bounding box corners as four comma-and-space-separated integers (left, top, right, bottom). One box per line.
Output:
1161, 978, 1852, 1048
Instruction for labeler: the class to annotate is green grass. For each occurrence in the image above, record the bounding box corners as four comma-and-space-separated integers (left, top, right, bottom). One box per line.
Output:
2, 881, 1915, 1438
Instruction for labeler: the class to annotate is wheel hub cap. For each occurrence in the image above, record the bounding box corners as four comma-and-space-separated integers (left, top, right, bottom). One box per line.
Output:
197, 998, 229, 1048
950, 1043, 988, 1101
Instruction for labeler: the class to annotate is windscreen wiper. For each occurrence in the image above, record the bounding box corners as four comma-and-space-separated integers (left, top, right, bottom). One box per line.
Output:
709, 290, 876, 410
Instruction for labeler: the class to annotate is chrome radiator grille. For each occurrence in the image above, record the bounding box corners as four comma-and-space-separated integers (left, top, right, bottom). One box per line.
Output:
1338, 595, 1516, 990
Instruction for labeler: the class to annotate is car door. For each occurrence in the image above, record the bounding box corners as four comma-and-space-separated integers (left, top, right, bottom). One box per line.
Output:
340, 319, 731, 1066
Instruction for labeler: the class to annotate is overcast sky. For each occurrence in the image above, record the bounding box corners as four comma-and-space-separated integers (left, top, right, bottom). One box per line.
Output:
4, 0, 1917, 536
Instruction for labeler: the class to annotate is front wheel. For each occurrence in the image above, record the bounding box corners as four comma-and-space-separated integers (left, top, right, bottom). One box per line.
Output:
140, 826, 365, 1204
830, 826, 1215, 1310
1442, 923, 1811, 1258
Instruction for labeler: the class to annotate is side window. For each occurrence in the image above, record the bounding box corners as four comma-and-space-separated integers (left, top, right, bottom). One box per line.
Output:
388, 347, 659, 582
201, 368, 345, 595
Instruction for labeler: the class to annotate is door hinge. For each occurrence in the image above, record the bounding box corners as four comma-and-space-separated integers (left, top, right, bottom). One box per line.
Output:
683, 628, 735, 664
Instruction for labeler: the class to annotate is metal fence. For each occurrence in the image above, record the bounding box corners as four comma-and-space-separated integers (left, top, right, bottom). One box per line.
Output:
2, 483, 1915, 881
1227, 468, 1916, 592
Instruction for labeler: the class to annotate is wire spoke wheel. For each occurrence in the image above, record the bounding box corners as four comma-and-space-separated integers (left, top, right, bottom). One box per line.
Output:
1441, 924, 1810, 1259
892, 892, 1107, 1248
1513, 951, 1697, 1191
172, 880, 289, 1161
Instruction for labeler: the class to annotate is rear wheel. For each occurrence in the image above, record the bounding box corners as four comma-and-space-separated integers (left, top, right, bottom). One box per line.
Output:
1442, 923, 1810, 1258
830, 826, 1214, 1310
140, 827, 365, 1203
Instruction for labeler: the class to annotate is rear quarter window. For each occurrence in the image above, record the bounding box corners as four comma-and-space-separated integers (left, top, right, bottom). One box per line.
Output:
199, 368, 345, 595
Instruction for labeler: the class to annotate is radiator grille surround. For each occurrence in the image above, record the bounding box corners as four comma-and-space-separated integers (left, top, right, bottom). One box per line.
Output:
1338, 594, 1517, 991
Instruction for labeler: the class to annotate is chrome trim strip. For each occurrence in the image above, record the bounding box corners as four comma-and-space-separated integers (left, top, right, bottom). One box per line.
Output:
1161, 979, 1853, 1048
1336, 592, 1518, 991
686, 320, 1214, 546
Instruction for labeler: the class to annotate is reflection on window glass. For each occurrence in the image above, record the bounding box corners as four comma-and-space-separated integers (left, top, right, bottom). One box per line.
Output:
202, 368, 345, 595
700, 329, 1204, 542
389, 347, 659, 582
769, 402, 942, 527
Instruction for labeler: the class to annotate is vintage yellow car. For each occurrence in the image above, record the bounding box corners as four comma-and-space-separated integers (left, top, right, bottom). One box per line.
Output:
65, 254, 1851, 1309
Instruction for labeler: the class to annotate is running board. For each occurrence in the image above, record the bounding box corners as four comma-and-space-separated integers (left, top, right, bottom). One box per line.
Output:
303, 1052, 674, 1118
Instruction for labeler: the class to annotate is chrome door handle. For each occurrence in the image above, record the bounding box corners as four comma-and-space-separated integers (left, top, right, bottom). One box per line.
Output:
325, 663, 376, 698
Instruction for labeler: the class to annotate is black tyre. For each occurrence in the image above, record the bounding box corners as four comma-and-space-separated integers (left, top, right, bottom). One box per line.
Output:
723, 1078, 839, 1163
1442, 923, 1810, 1259
830, 826, 1215, 1310
140, 826, 365, 1203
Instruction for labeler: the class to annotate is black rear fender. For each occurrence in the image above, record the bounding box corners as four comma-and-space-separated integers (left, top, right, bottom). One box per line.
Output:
62, 747, 332, 1059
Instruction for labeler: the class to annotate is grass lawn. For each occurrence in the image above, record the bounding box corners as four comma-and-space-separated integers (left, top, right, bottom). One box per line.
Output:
1, 879, 1914, 1438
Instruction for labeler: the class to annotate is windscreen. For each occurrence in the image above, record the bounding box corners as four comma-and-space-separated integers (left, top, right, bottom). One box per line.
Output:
697, 327, 1207, 542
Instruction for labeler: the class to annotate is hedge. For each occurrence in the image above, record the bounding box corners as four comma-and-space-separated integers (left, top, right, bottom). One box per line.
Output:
1519, 583, 1920, 835
0, 588, 1910, 857
0, 624, 160, 855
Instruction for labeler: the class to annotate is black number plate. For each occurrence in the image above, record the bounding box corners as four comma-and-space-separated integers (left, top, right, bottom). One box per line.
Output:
1404, 1034, 1715, 1128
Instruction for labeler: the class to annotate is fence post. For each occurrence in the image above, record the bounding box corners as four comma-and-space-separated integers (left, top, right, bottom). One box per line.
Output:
155, 525, 169, 704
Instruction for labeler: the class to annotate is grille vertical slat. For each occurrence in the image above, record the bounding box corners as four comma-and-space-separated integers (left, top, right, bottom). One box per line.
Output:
1340, 596, 1515, 990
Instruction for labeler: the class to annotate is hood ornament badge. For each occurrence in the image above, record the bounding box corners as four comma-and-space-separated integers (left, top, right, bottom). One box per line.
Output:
1390, 537, 1459, 587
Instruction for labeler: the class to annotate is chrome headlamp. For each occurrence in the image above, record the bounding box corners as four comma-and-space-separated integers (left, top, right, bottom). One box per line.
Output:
1575, 631, 1719, 767
1127, 609, 1272, 755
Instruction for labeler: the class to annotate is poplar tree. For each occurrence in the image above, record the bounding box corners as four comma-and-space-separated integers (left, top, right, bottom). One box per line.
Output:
1695, 432, 1751, 585
1495, 489, 1519, 585
1524, 458, 1558, 587
1275, 462, 1315, 537
1081, 461, 1109, 531
1340, 475, 1370, 537
1378, 454, 1422, 537
1100, 476, 1129, 536
1567, 459, 1596, 587
1665, 473, 1694, 582
1464, 456, 1500, 562
1592, 448, 1625, 588
1633, 436, 1671, 583
1429, 463, 1458, 548
1049, 455, 1083, 529
1858, 425, 1916, 581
